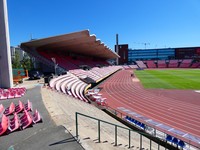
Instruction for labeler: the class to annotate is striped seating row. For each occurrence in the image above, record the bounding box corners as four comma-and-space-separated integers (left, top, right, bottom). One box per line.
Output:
49, 73, 88, 102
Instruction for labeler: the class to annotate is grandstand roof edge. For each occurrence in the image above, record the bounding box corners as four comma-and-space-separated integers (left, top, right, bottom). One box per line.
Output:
21, 30, 119, 59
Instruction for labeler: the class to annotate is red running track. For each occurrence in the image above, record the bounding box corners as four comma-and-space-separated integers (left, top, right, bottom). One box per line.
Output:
99, 70, 200, 147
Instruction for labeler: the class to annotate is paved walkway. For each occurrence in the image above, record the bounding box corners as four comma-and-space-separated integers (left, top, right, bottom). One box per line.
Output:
0, 79, 84, 150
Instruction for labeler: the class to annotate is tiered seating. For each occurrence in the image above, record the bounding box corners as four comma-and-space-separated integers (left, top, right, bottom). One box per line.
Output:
129, 65, 138, 69
157, 60, 166, 68
168, 60, 178, 68
179, 59, 192, 68
38, 51, 79, 70
49, 73, 89, 102
146, 60, 156, 68
191, 61, 200, 68
70, 69, 100, 81
38, 50, 109, 70
90, 66, 122, 82
49, 66, 122, 103
121, 65, 130, 69
136, 61, 147, 69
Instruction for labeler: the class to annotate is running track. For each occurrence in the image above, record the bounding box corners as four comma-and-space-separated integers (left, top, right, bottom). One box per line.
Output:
98, 70, 200, 147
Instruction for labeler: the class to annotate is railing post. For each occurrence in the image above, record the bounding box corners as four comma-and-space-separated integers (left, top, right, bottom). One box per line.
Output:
98, 120, 101, 143
150, 139, 152, 150
115, 125, 117, 146
76, 112, 78, 138
128, 129, 131, 148
140, 134, 142, 149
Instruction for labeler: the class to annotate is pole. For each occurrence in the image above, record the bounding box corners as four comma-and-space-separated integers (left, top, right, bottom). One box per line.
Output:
115, 125, 117, 146
98, 120, 101, 143
128, 130, 131, 148
75, 112, 78, 138
150, 139, 152, 150
140, 134, 142, 149
116, 34, 119, 65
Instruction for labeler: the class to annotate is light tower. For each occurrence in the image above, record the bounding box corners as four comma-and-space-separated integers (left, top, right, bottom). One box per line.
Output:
0, 0, 13, 88
116, 34, 119, 65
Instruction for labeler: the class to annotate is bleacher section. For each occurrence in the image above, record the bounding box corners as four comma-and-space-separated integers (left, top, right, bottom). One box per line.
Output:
146, 60, 157, 68
135, 59, 200, 69
37, 50, 109, 71
136, 61, 147, 69
191, 61, 200, 68
157, 60, 166, 68
49, 66, 122, 103
168, 59, 179, 68
179, 59, 192, 68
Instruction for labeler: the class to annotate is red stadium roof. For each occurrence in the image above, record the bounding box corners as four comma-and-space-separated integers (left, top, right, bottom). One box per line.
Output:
21, 30, 119, 59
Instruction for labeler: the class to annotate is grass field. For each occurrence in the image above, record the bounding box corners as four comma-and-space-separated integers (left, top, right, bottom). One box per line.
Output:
134, 69, 200, 89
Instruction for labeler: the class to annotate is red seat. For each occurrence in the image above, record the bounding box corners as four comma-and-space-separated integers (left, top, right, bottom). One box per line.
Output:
21, 111, 33, 130
0, 114, 8, 136
0, 92, 8, 100
15, 91, 22, 98
32, 109, 42, 124
8, 113, 20, 132
4, 102, 15, 116
15, 100, 24, 114
24, 100, 32, 111
7, 92, 15, 99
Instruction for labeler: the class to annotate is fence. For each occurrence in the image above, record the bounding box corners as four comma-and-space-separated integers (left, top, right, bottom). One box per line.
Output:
104, 106, 199, 150
75, 112, 176, 150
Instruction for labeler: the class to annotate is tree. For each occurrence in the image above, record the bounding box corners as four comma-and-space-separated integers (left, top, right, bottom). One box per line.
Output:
12, 51, 21, 68
20, 53, 34, 70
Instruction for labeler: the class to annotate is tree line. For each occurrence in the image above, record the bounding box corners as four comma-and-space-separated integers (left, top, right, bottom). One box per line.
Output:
12, 51, 34, 70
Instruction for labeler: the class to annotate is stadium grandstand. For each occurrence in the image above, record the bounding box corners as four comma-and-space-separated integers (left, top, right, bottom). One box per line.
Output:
115, 44, 200, 69
1, 29, 200, 150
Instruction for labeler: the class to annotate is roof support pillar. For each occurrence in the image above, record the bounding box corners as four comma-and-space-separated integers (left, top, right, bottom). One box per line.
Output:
0, 0, 13, 88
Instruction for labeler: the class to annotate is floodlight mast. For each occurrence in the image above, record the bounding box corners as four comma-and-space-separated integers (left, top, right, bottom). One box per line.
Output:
0, 0, 13, 88
116, 34, 119, 65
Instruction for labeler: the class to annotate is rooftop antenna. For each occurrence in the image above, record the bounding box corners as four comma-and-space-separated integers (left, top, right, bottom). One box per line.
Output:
142, 42, 150, 49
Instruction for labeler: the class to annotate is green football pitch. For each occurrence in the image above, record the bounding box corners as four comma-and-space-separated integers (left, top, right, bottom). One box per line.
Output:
134, 69, 200, 89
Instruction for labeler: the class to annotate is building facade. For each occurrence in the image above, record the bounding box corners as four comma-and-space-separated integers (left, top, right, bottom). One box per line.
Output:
115, 45, 200, 65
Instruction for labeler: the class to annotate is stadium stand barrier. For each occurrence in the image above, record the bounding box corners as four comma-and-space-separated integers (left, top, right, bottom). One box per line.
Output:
104, 106, 200, 150
75, 112, 177, 150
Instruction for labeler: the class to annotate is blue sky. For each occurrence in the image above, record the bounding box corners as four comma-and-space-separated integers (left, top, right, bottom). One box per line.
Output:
7, 0, 200, 50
